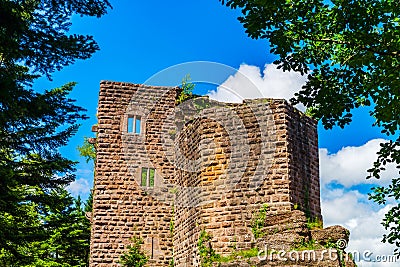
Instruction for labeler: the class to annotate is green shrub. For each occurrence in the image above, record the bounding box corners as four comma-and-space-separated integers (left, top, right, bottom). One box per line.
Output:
176, 74, 195, 104
119, 237, 148, 267
198, 230, 220, 267
251, 204, 268, 239
306, 217, 323, 230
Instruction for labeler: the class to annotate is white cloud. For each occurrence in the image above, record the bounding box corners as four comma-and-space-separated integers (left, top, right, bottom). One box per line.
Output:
207, 63, 307, 110
319, 138, 397, 188
320, 139, 399, 266
321, 189, 398, 266
67, 178, 91, 197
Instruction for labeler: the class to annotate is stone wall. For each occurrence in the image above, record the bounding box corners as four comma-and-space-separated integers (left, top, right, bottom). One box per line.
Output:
285, 105, 321, 219
90, 81, 321, 267
90, 82, 177, 266
172, 98, 321, 265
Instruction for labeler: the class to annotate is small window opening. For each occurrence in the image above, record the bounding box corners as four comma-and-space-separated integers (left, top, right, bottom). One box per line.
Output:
127, 115, 141, 134
141, 167, 155, 187
151, 237, 154, 259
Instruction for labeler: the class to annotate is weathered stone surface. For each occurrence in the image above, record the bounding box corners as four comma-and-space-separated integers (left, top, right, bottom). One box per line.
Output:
256, 210, 309, 251
89, 82, 176, 267
89, 81, 327, 267
311, 225, 350, 247
219, 249, 356, 267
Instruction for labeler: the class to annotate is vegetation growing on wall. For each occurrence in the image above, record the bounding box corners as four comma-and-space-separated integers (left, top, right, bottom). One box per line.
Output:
198, 230, 260, 266
176, 74, 195, 104
198, 230, 220, 267
306, 217, 323, 230
251, 204, 269, 239
119, 237, 148, 267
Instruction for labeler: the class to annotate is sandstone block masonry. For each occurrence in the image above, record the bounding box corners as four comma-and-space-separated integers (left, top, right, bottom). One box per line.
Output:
89, 81, 321, 267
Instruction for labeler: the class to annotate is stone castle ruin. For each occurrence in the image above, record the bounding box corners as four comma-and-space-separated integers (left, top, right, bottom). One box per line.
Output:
89, 81, 354, 267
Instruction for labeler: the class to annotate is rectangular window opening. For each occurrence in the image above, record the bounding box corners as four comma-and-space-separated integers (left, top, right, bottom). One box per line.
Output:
135, 117, 141, 134
127, 115, 141, 134
127, 117, 134, 133
140, 167, 155, 187
141, 168, 148, 186
149, 168, 155, 187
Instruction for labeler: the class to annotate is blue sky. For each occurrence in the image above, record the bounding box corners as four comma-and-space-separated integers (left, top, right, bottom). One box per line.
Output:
34, 0, 272, 162
33, 1, 397, 265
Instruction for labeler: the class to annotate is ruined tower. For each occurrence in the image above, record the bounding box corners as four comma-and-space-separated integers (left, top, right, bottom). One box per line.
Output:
89, 81, 321, 267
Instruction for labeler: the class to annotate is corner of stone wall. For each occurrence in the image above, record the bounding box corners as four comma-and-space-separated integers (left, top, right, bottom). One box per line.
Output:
284, 104, 321, 220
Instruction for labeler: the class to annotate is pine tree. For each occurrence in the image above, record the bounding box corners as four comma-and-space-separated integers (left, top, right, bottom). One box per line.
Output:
0, 0, 111, 264
32, 190, 91, 267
